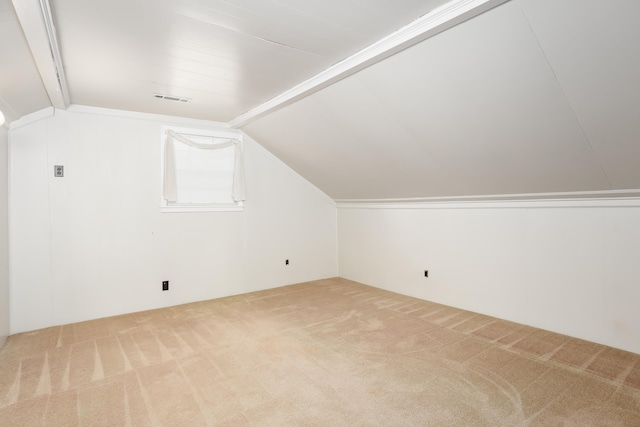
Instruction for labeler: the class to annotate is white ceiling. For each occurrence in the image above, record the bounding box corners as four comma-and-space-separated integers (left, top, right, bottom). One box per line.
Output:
2, 0, 639, 200
47, 0, 450, 122
0, 0, 50, 122
243, 0, 640, 199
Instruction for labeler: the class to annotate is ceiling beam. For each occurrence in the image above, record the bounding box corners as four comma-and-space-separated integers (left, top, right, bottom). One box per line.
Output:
229, 0, 510, 129
11, 0, 69, 109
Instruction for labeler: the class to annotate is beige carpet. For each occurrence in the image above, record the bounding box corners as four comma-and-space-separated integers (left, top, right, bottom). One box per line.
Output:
1, 277, 640, 426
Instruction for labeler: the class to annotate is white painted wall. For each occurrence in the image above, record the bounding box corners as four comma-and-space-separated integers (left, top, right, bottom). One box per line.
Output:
338, 201, 640, 354
0, 127, 9, 347
9, 107, 337, 333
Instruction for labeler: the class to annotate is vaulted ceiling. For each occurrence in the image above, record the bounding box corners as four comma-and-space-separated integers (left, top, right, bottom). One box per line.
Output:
243, 0, 640, 200
2, 0, 639, 201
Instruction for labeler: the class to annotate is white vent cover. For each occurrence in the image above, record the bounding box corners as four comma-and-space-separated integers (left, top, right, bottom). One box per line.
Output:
154, 94, 191, 103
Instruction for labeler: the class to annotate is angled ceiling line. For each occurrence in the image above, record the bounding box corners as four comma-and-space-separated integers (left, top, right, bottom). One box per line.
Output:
11, 0, 69, 109
228, 0, 510, 129
517, 3, 613, 191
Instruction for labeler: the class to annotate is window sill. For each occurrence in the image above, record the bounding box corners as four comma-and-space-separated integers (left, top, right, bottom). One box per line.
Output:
160, 205, 244, 213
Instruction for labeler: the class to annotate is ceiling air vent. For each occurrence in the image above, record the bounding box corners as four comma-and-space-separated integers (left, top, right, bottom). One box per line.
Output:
154, 94, 191, 103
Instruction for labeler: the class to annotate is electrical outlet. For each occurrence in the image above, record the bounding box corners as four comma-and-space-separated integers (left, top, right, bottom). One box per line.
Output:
162, 280, 169, 291
285, 259, 289, 265
424, 270, 429, 278
54, 165, 64, 177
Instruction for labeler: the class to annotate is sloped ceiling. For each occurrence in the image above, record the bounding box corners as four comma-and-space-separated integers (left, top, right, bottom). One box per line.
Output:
242, 0, 640, 200
48, 0, 450, 122
0, 0, 50, 122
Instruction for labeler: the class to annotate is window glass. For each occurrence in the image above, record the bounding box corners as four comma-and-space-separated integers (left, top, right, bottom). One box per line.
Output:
161, 126, 244, 212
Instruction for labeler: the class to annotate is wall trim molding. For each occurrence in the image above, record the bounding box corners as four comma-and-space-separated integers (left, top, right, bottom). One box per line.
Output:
336, 189, 640, 209
229, 0, 509, 128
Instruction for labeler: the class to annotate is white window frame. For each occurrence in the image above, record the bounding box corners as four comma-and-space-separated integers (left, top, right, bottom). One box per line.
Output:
160, 125, 244, 213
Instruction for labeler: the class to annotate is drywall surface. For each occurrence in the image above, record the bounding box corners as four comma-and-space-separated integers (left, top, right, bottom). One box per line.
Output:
338, 201, 640, 354
0, 127, 9, 347
9, 107, 337, 333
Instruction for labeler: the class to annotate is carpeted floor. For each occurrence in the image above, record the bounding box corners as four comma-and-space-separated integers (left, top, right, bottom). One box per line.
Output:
1, 277, 639, 426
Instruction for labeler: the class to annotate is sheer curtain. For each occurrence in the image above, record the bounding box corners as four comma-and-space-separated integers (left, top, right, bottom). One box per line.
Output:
163, 130, 245, 203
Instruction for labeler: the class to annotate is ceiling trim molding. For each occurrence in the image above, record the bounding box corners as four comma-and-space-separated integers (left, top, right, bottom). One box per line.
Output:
8, 107, 55, 130
335, 189, 640, 209
67, 105, 230, 128
228, 0, 509, 128
11, 0, 69, 109
9, 105, 231, 130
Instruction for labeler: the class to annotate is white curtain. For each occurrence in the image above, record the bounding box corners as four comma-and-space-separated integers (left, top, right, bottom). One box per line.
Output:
163, 130, 245, 203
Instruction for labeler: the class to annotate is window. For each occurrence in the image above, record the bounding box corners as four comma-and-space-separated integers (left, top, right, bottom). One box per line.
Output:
161, 126, 245, 212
